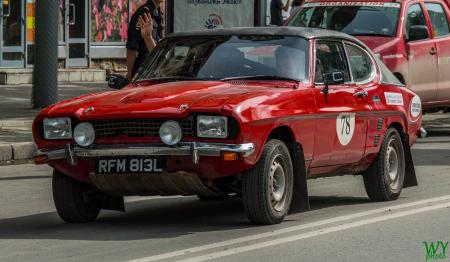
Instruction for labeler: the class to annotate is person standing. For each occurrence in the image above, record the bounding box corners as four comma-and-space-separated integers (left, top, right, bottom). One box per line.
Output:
270, 0, 292, 26
126, 0, 164, 80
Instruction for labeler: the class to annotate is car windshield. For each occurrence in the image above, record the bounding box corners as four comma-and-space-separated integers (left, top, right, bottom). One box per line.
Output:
134, 35, 310, 82
288, 3, 401, 37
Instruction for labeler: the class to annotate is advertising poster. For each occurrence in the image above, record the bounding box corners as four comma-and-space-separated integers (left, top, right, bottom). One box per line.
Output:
174, 0, 255, 32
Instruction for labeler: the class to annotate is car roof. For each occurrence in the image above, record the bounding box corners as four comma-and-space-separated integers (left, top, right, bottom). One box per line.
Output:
168, 26, 365, 45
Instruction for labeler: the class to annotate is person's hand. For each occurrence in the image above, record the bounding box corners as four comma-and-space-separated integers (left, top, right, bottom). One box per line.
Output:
138, 13, 153, 39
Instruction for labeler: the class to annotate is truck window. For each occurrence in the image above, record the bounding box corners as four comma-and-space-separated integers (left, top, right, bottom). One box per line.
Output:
406, 4, 429, 39
425, 3, 450, 37
288, 3, 401, 37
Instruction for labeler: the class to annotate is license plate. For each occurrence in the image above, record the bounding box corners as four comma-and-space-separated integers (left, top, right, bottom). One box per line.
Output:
95, 158, 166, 174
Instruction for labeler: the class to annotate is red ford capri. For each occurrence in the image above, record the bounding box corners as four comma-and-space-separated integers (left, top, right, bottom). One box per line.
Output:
33, 27, 423, 225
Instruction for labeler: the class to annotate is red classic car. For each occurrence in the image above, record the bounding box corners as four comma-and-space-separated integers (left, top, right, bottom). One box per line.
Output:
287, 0, 450, 110
33, 27, 424, 225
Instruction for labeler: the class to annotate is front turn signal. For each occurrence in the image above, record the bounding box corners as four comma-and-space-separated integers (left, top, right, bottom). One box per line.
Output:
33, 155, 48, 165
223, 152, 238, 161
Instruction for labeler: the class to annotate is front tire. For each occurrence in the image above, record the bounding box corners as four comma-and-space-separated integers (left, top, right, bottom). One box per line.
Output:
242, 139, 294, 225
52, 170, 100, 223
363, 128, 405, 201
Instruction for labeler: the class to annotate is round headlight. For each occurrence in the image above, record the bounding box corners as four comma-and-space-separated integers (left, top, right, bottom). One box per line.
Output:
159, 121, 182, 146
73, 122, 95, 147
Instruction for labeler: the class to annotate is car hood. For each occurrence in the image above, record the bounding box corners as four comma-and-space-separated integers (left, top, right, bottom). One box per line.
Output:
354, 36, 399, 54
41, 81, 282, 120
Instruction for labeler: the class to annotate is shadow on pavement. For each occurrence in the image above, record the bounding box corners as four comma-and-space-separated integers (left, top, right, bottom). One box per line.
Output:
0, 194, 371, 241
0, 176, 51, 181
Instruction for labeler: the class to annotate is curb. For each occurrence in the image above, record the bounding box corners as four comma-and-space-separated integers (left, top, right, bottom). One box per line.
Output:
0, 142, 36, 166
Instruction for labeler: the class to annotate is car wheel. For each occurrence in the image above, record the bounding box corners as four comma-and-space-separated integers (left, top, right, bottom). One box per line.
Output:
52, 170, 100, 223
242, 139, 294, 225
363, 128, 405, 201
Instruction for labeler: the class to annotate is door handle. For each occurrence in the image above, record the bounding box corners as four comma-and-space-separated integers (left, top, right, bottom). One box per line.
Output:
69, 3, 75, 25
354, 89, 368, 98
430, 47, 437, 55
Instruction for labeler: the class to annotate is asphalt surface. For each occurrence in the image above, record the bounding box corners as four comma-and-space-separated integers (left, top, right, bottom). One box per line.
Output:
0, 83, 109, 143
0, 136, 449, 262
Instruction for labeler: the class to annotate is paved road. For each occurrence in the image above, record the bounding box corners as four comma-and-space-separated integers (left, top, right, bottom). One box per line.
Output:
0, 136, 449, 262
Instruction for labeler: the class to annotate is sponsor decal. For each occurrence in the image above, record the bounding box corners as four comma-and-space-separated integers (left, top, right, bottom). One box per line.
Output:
384, 92, 404, 106
372, 95, 381, 103
423, 241, 448, 261
410, 95, 422, 118
303, 2, 400, 8
336, 113, 355, 146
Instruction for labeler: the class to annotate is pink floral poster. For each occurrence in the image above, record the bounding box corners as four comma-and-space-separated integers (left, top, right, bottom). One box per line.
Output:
91, 0, 130, 42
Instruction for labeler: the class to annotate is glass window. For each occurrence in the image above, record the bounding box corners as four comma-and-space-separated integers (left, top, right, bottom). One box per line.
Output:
315, 41, 350, 83
345, 44, 374, 83
136, 35, 310, 82
91, 0, 130, 42
425, 3, 450, 37
288, 4, 401, 37
406, 4, 428, 39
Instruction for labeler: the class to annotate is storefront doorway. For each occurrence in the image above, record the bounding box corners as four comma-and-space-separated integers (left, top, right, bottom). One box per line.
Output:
65, 0, 88, 67
0, 0, 25, 68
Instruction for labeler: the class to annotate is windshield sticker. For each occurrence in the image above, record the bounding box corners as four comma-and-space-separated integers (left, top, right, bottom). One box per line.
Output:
336, 113, 356, 146
303, 2, 401, 8
384, 92, 404, 106
410, 95, 422, 118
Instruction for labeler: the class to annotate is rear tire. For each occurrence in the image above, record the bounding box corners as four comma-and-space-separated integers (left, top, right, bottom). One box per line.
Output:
52, 170, 100, 223
363, 128, 405, 201
242, 139, 294, 225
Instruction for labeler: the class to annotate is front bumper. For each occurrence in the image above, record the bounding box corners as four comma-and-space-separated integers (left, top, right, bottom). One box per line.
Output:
35, 142, 255, 165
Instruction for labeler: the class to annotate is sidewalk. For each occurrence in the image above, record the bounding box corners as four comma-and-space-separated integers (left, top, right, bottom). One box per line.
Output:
0, 82, 109, 165
0, 83, 449, 166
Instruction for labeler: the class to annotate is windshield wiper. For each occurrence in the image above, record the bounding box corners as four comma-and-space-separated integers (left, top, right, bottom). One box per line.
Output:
221, 75, 299, 82
135, 76, 197, 83
352, 33, 392, 37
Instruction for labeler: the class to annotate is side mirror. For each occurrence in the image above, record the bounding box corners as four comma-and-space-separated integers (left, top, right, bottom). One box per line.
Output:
408, 25, 430, 41
322, 71, 345, 95
106, 74, 129, 90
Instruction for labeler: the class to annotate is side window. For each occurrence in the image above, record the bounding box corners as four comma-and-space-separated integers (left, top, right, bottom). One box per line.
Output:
315, 41, 351, 83
345, 44, 374, 83
406, 4, 429, 39
425, 3, 450, 37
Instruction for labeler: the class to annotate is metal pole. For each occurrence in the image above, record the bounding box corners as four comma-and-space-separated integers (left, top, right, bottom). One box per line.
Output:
31, 0, 59, 108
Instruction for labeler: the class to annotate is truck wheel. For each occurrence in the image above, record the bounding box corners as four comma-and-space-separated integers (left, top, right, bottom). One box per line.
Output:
363, 128, 405, 201
242, 139, 294, 225
52, 170, 100, 223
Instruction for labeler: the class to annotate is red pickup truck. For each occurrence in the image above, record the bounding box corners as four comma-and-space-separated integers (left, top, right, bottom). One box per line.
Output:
288, 0, 450, 109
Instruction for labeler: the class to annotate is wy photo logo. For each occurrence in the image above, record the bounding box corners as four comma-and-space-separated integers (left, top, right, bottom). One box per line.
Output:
423, 241, 449, 261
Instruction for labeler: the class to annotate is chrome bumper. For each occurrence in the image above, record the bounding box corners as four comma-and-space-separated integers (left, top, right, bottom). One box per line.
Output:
35, 142, 255, 165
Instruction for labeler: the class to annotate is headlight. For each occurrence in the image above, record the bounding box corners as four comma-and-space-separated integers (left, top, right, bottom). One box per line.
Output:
73, 122, 96, 147
159, 121, 182, 145
197, 116, 228, 138
43, 118, 72, 139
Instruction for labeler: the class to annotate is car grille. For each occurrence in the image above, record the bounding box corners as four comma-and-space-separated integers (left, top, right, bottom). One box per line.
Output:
92, 118, 194, 138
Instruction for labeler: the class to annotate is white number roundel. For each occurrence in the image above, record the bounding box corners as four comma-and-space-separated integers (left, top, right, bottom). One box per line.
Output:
336, 113, 356, 146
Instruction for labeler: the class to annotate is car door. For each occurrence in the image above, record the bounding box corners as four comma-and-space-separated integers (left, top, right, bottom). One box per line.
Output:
405, 3, 438, 103
424, 1, 450, 102
311, 40, 370, 168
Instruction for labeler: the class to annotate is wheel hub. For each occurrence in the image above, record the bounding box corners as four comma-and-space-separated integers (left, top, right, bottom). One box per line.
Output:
386, 139, 400, 190
269, 156, 286, 211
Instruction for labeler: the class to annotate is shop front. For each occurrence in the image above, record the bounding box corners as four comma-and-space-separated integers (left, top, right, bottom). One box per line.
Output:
1, 0, 285, 70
